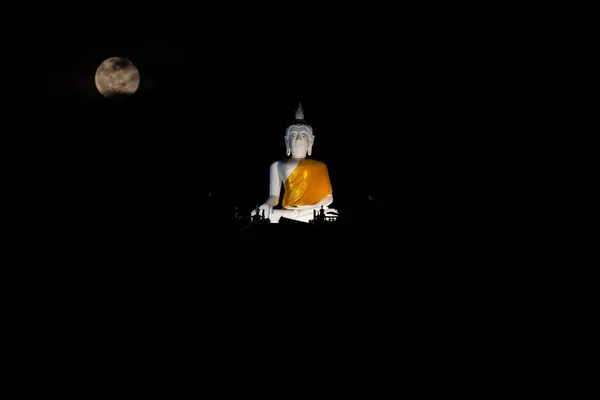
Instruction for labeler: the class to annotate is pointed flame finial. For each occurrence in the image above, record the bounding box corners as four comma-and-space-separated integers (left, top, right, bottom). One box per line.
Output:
285, 101, 314, 140
295, 102, 304, 121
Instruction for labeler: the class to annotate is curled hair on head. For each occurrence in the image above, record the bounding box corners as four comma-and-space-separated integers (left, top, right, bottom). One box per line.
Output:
285, 123, 314, 138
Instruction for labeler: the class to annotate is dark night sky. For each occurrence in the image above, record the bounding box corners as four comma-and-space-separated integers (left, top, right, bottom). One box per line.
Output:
7, 9, 540, 367
20, 7, 507, 234
10, 8, 527, 344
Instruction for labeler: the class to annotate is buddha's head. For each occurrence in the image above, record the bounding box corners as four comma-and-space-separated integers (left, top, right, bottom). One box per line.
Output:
285, 103, 314, 158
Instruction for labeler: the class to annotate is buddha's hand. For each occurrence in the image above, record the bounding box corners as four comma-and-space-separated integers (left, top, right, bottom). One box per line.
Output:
254, 203, 273, 216
285, 204, 316, 210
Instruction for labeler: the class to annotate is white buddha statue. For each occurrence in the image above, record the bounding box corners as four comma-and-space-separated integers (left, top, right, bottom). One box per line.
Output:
251, 103, 338, 224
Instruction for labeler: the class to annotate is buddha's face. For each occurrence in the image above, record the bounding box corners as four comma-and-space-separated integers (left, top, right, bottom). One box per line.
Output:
286, 125, 313, 158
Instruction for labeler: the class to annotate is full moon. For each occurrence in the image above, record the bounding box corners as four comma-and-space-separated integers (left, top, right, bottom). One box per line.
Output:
95, 57, 140, 99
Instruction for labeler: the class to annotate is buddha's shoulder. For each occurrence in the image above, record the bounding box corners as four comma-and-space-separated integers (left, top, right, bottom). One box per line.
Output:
275, 158, 327, 167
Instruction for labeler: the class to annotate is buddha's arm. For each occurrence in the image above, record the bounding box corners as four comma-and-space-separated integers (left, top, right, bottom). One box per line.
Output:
255, 161, 282, 216
265, 161, 282, 206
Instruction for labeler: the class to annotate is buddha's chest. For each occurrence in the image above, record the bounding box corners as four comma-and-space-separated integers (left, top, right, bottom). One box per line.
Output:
280, 159, 301, 182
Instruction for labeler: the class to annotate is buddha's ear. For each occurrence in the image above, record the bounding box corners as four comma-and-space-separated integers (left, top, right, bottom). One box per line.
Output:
285, 136, 291, 156
308, 136, 314, 156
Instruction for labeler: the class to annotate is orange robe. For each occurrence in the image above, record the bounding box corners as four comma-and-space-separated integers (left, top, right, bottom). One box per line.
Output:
282, 159, 333, 208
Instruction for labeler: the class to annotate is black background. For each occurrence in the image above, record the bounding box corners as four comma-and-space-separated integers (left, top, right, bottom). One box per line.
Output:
9, 5, 525, 253
5, 6, 538, 383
